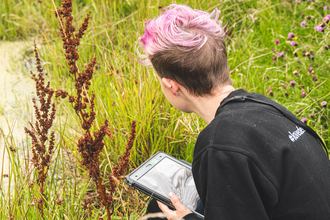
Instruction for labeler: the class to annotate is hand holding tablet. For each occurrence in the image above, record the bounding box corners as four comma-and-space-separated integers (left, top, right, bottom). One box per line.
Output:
125, 152, 204, 218
157, 192, 192, 219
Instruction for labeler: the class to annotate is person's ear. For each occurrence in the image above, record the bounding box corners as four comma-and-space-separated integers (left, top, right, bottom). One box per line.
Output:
161, 77, 173, 89
161, 78, 180, 96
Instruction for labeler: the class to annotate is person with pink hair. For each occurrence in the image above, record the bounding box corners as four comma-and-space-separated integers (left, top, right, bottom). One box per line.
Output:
138, 4, 330, 220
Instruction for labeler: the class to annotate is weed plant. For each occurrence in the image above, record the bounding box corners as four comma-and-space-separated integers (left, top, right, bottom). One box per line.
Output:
1, 0, 330, 219
24, 42, 58, 218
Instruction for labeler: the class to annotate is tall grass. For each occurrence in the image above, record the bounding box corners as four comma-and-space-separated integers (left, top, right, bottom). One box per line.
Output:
1, 0, 330, 219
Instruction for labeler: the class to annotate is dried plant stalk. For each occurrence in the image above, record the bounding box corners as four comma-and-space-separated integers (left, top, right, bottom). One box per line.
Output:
24, 42, 65, 218
107, 120, 136, 214
54, 1, 137, 219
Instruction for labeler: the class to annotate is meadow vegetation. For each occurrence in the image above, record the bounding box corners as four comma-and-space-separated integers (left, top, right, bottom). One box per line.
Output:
1, 0, 329, 219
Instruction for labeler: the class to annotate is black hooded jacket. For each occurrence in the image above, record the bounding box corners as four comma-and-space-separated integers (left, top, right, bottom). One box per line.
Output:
184, 89, 330, 220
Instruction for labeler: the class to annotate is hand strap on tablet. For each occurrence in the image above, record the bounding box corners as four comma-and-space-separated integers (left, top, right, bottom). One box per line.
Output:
219, 95, 328, 155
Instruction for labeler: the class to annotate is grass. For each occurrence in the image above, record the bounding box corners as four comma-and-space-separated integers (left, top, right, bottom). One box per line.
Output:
1, 0, 330, 219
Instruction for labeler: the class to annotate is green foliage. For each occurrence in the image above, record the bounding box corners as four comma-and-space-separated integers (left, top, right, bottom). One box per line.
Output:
1, 0, 330, 219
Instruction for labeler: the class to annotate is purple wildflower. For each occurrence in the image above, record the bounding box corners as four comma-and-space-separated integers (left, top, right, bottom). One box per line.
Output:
308, 67, 313, 72
315, 26, 325, 32
291, 25, 295, 29
300, 20, 307, 27
321, 101, 327, 107
288, 32, 295, 38
301, 91, 306, 98
323, 17, 329, 23
301, 118, 307, 123
275, 39, 280, 44
290, 80, 296, 86
279, 52, 284, 57
324, 5, 327, 10
291, 41, 298, 46
307, 0, 311, 2
327, 14, 330, 20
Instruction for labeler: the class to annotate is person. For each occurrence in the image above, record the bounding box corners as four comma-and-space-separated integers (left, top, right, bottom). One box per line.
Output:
137, 4, 330, 220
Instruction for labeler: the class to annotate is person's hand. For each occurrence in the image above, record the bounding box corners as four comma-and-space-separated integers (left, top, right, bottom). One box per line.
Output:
157, 192, 192, 220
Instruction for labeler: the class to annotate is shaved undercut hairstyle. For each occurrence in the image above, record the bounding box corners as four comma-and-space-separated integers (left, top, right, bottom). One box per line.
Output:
137, 4, 231, 96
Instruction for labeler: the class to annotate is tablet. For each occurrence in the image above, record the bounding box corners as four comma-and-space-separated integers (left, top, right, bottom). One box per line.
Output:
125, 152, 203, 218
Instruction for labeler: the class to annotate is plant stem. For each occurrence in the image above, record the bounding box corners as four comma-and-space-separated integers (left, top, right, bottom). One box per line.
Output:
97, 177, 111, 220
40, 168, 44, 219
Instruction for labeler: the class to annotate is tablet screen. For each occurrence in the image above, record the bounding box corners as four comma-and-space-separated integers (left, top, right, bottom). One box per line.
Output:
136, 157, 199, 211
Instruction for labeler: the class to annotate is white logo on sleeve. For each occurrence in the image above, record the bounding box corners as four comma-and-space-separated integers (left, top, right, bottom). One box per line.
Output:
288, 126, 306, 142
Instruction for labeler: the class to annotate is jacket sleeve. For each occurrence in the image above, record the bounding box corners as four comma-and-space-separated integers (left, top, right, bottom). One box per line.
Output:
183, 213, 203, 220
192, 147, 279, 220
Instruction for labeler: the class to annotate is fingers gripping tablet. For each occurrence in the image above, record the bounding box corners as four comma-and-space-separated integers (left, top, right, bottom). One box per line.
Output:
125, 152, 203, 218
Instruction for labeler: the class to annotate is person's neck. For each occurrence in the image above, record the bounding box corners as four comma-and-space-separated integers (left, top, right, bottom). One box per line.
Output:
189, 85, 235, 124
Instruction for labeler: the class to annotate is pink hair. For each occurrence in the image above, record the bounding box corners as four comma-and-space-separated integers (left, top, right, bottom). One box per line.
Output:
138, 4, 225, 65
